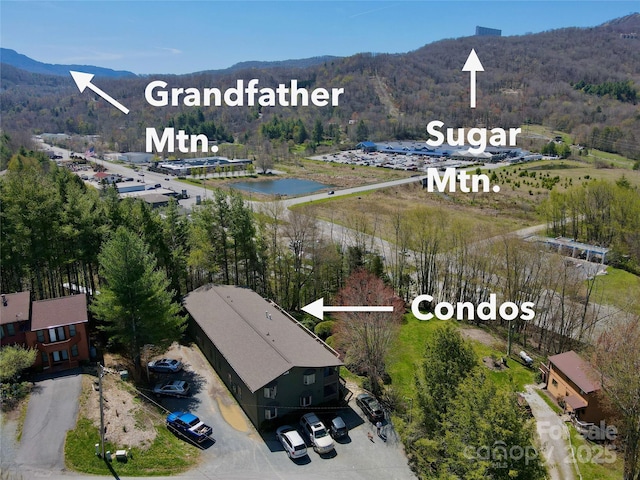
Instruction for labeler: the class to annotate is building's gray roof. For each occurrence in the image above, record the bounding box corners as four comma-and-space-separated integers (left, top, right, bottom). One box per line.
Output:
142, 193, 171, 205
184, 285, 342, 393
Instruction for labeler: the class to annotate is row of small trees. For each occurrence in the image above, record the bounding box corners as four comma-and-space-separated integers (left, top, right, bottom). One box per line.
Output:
541, 178, 640, 273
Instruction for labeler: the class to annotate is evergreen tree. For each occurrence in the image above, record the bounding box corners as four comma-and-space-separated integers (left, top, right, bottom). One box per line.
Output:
441, 370, 546, 479
90, 227, 186, 371
416, 323, 477, 433
356, 120, 369, 142
312, 119, 324, 144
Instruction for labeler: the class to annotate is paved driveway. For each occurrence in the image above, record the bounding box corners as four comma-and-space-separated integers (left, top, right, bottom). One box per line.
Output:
0, 370, 83, 479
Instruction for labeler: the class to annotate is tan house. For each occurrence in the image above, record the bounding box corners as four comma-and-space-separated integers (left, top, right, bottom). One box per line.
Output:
546, 350, 606, 424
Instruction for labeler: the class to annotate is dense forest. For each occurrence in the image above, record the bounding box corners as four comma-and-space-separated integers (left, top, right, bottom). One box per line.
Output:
3, 140, 638, 358
1, 14, 639, 161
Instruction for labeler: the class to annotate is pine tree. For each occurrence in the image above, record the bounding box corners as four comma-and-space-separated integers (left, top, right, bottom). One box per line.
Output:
90, 227, 186, 371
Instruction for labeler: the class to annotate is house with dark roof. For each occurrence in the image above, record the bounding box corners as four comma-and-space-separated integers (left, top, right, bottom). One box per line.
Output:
184, 285, 344, 428
0, 291, 31, 346
1, 292, 91, 372
546, 350, 606, 424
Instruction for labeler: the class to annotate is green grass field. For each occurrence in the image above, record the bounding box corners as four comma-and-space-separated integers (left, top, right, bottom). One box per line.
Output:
386, 316, 536, 402
568, 424, 624, 480
592, 267, 640, 315
65, 417, 198, 476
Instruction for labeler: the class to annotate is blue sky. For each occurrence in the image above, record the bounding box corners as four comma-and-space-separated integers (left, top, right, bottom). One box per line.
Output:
1, 1, 638, 75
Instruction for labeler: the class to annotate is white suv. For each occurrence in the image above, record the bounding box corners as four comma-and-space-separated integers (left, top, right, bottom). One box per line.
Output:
276, 425, 308, 459
300, 413, 335, 454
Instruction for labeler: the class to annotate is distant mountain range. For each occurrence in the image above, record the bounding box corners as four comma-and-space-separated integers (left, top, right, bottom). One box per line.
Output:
0, 48, 137, 78
1, 14, 638, 160
0, 48, 341, 79
210, 56, 342, 74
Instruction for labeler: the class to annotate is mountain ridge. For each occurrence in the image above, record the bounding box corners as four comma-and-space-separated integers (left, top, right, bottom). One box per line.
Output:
0, 48, 137, 78
1, 14, 638, 159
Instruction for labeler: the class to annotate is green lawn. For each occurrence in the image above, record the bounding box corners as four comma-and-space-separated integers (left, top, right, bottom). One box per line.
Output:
386, 316, 536, 401
469, 336, 537, 392
535, 389, 563, 414
592, 267, 640, 315
65, 417, 198, 476
386, 315, 443, 400
568, 424, 624, 480
586, 149, 637, 169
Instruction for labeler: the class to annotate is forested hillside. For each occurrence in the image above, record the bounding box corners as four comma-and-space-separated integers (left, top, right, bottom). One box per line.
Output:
1, 14, 638, 158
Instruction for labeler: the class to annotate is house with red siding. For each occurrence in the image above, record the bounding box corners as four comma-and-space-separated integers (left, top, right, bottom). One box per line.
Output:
1, 291, 91, 372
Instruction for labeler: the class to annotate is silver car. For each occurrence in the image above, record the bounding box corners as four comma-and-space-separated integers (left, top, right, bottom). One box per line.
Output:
153, 380, 190, 397
148, 358, 183, 373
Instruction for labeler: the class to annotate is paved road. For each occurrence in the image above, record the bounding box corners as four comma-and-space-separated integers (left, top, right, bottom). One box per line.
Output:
1, 370, 83, 478
522, 384, 576, 480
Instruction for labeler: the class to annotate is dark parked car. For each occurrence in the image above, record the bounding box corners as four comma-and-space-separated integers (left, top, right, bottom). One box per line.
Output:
148, 358, 183, 373
356, 393, 385, 423
153, 380, 190, 397
329, 416, 348, 438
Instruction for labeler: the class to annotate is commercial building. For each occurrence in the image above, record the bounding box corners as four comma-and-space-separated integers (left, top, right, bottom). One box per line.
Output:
184, 285, 343, 429
155, 156, 252, 176
476, 26, 502, 36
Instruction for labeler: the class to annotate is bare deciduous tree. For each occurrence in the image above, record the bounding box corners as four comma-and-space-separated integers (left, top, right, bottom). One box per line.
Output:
334, 269, 405, 395
592, 315, 640, 480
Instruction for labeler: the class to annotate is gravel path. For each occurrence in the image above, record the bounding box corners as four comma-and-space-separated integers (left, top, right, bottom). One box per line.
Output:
522, 384, 577, 480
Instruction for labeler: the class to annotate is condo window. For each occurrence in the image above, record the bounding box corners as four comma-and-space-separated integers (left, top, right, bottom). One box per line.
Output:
303, 370, 316, 386
265, 406, 278, 420
48, 326, 66, 342
264, 385, 277, 399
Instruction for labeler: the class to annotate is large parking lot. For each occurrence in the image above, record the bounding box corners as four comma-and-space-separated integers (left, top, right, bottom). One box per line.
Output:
157, 343, 416, 480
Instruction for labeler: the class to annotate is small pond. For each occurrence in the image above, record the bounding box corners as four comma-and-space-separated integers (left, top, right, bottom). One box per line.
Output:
230, 178, 330, 196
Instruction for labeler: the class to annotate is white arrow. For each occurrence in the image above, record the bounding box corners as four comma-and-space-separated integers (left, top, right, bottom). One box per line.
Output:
70, 71, 129, 114
461, 49, 484, 109
302, 298, 394, 321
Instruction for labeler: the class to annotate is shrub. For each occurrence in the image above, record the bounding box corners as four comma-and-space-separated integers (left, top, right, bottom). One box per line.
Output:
314, 321, 335, 339
0, 381, 32, 412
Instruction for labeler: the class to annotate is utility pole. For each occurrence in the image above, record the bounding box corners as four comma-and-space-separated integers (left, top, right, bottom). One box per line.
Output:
98, 362, 105, 458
